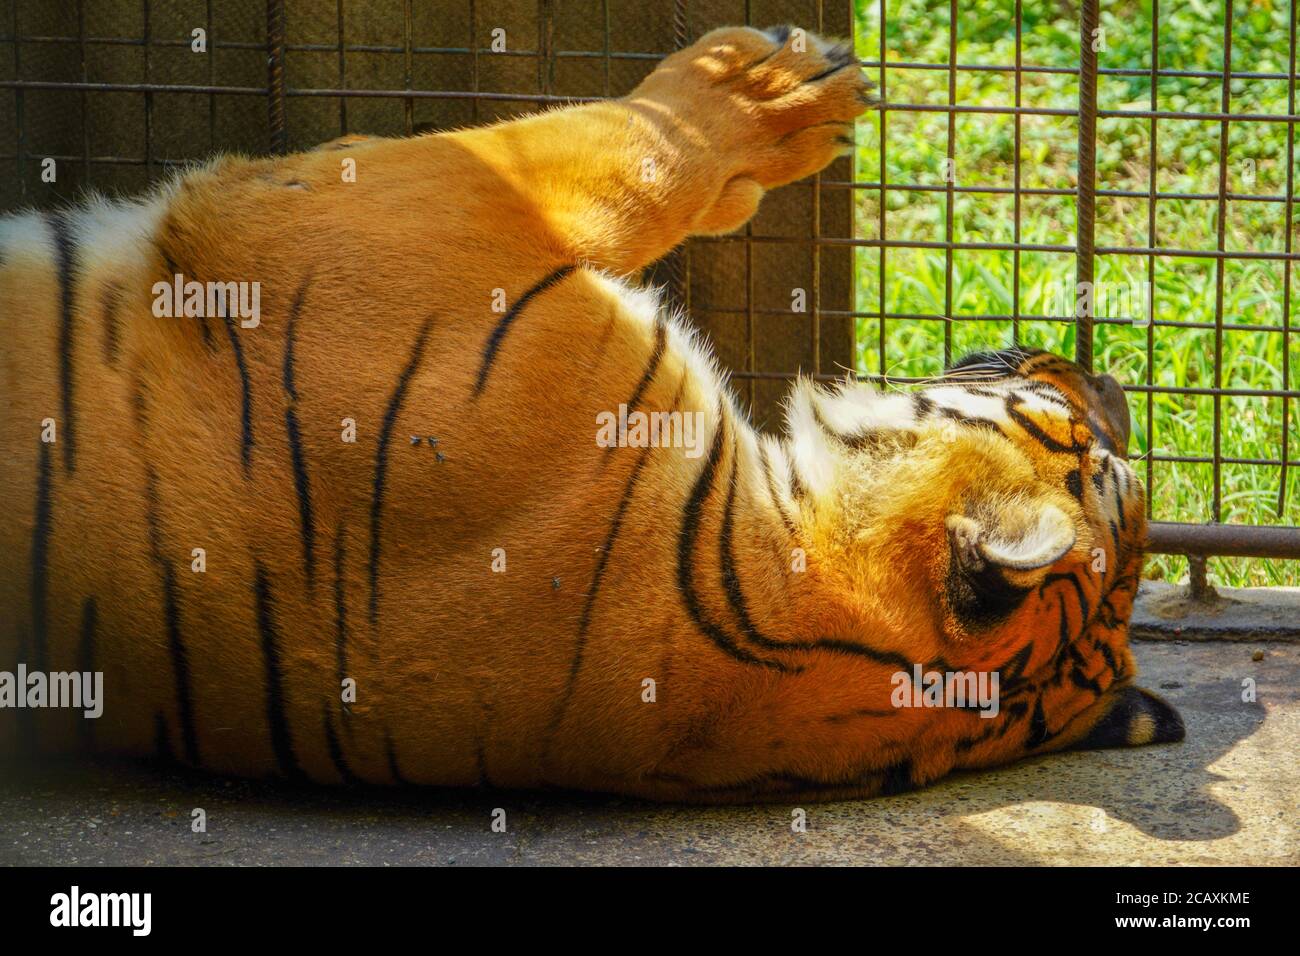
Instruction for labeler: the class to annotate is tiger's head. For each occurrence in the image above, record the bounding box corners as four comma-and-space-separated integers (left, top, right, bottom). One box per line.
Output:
787, 346, 1183, 778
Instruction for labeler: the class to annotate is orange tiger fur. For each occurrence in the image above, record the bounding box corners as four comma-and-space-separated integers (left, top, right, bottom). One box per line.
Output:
0, 26, 1181, 802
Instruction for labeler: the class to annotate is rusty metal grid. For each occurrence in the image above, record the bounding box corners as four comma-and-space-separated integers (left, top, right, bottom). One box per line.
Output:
1, 0, 1297, 562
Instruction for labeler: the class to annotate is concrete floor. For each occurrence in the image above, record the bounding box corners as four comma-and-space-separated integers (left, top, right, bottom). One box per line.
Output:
1, 639, 1296, 866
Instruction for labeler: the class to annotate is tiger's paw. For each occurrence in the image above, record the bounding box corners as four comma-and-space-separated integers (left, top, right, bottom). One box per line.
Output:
630, 25, 875, 233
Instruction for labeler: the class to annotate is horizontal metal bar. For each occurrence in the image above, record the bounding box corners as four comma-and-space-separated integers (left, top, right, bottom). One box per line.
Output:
831, 180, 1293, 204
4, 39, 1297, 83
283, 86, 593, 103
8, 77, 1291, 124
726, 369, 1300, 398
0, 153, 190, 167
858, 59, 1300, 82
880, 102, 1300, 122
0, 78, 596, 105
696, 233, 1300, 261
0, 34, 664, 61
0, 78, 269, 96
1144, 457, 1300, 468
1146, 522, 1300, 558
694, 305, 1293, 335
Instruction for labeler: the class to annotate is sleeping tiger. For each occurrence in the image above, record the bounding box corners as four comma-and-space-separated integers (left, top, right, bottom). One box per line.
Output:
0, 25, 1182, 802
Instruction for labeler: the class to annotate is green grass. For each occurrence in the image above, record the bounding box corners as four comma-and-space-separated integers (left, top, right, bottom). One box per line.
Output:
852, 0, 1300, 587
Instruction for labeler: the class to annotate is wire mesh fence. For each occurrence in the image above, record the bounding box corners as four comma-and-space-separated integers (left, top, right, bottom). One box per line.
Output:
848, 0, 1300, 585
2, 0, 1297, 583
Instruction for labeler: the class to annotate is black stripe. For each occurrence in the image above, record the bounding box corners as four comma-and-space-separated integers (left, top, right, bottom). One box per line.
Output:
812, 403, 887, 451
101, 281, 122, 367
368, 318, 433, 625
142, 461, 201, 767
1027, 696, 1049, 748
786, 451, 806, 500
29, 440, 53, 673
283, 276, 316, 588
1070, 665, 1104, 695
1065, 468, 1084, 502
718, 436, 789, 662
253, 563, 307, 782
997, 642, 1034, 689
155, 241, 179, 279
77, 597, 97, 751
333, 521, 349, 698
947, 347, 1039, 377
50, 214, 78, 473
1113, 480, 1127, 531
676, 411, 786, 670
822, 707, 897, 723
615, 308, 668, 436
1052, 591, 1072, 663
1041, 570, 1091, 625
473, 265, 574, 396
879, 760, 915, 796
1098, 639, 1119, 674
222, 314, 255, 476
131, 379, 201, 764
323, 704, 360, 785
384, 729, 409, 785
759, 441, 799, 535
1005, 393, 1086, 453
1018, 378, 1072, 405
937, 404, 1007, 437
554, 445, 654, 723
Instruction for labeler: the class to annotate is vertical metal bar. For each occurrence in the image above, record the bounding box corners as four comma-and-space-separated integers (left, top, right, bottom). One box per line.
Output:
143, 0, 153, 181
1145, 0, 1159, 518
1211, 3, 1234, 522
811, 0, 824, 377
602, 0, 612, 98
12, 0, 23, 200
78, 0, 89, 184
1075, 0, 1099, 370
470, 0, 479, 123
267, 0, 287, 154
1012, 0, 1022, 346
537, 0, 554, 98
942, 0, 956, 368
337, 0, 348, 134
402, 0, 413, 134
661, 1, 691, 322
1278, 0, 1296, 517
744, 0, 754, 412
877, 0, 887, 379
208, 0, 216, 150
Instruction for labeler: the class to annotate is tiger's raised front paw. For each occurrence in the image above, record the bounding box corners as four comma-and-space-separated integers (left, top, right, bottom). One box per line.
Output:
629, 25, 875, 232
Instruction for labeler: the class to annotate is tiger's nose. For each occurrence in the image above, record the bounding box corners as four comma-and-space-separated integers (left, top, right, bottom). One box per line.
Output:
1096, 374, 1131, 452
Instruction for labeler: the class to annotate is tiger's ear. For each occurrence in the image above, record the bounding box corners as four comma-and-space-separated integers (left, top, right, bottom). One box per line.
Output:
946, 501, 1076, 575
1071, 685, 1185, 750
